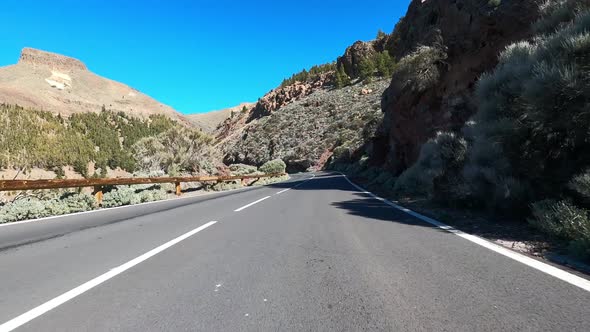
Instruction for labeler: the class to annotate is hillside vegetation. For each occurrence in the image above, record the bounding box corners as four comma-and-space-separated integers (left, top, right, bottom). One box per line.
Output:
222, 80, 388, 172
335, 0, 590, 260
0, 104, 215, 177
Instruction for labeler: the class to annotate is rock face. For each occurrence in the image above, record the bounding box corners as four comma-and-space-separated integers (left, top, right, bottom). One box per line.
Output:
378, 0, 540, 173
0, 48, 189, 124
221, 79, 389, 171
249, 73, 332, 120
337, 40, 384, 77
18, 48, 87, 72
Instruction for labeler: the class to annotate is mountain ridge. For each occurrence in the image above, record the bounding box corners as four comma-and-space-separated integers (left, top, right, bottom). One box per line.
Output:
0, 48, 189, 125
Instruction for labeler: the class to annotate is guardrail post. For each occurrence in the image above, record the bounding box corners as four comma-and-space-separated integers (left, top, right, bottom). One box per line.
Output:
93, 186, 103, 206
175, 182, 182, 196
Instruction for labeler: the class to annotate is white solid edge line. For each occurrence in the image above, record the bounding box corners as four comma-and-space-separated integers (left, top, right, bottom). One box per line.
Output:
0, 174, 298, 228
0, 220, 218, 332
339, 173, 590, 293
234, 196, 271, 212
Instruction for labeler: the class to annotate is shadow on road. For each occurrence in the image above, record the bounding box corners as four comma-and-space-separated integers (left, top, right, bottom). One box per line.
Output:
267, 172, 357, 192
267, 172, 441, 230
277, 173, 547, 245
330, 192, 442, 229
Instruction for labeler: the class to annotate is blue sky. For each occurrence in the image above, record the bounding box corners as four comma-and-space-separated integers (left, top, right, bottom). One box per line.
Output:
1, 0, 411, 114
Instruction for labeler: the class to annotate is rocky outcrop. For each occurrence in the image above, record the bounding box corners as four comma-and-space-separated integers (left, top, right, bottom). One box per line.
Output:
378, 0, 541, 173
18, 48, 87, 72
337, 40, 384, 77
221, 79, 389, 171
248, 73, 333, 120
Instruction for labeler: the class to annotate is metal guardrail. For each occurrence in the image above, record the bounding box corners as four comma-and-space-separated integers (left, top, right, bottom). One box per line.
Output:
0, 173, 285, 205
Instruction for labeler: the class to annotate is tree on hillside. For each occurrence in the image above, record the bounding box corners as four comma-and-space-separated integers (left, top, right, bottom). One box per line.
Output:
359, 58, 376, 82
375, 51, 396, 78
335, 65, 351, 88
376, 29, 387, 39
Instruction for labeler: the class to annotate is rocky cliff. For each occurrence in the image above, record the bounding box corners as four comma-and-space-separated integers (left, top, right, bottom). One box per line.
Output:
377, 0, 541, 173
337, 39, 384, 77
18, 48, 88, 72
248, 73, 333, 120
0, 48, 189, 124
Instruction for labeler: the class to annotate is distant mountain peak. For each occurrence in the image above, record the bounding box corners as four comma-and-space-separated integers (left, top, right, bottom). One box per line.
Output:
18, 48, 88, 72
0, 48, 189, 125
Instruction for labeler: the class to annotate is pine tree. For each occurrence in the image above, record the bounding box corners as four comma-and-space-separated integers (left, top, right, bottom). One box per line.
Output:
375, 51, 396, 78
359, 58, 375, 82
335, 65, 351, 88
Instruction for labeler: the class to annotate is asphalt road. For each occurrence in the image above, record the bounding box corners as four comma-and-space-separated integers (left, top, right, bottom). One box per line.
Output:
0, 172, 589, 331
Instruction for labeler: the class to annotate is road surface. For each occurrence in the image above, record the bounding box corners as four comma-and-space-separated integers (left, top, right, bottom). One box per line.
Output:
0, 172, 589, 331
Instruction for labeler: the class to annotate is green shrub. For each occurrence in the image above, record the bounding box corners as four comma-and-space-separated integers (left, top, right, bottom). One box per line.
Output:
568, 169, 590, 207
534, 0, 590, 34
102, 185, 167, 208
390, 45, 447, 93
138, 189, 167, 203
334, 65, 351, 88
229, 164, 258, 176
47, 193, 98, 215
102, 187, 135, 208
259, 159, 286, 174
368, 171, 395, 185
529, 200, 590, 258
0, 198, 50, 223
394, 132, 467, 197
461, 7, 590, 212
0, 193, 97, 223
281, 62, 336, 87
253, 174, 290, 186
210, 181, 243, 192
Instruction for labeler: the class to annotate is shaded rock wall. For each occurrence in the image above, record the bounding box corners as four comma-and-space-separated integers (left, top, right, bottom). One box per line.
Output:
379, 0, 541, 173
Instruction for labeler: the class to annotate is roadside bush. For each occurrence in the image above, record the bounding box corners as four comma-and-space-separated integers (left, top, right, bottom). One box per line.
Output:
365, 170, 397, 196
253, 174, 290, 186
460, 6, 590, 212
568, 169, 590, 207
0, 198, 50, 223
210, 181, 243, 192
0, 193, 97, 223
394, 132, 467, 197
138, 189, 167, 203
229, 164, 258, 176
529, 200, 590, 258
534, 0, 590, 34
47, 193, 98, 215
259, 159, 286, 174
101, 187, 136, 208
102, 185, 167, 208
